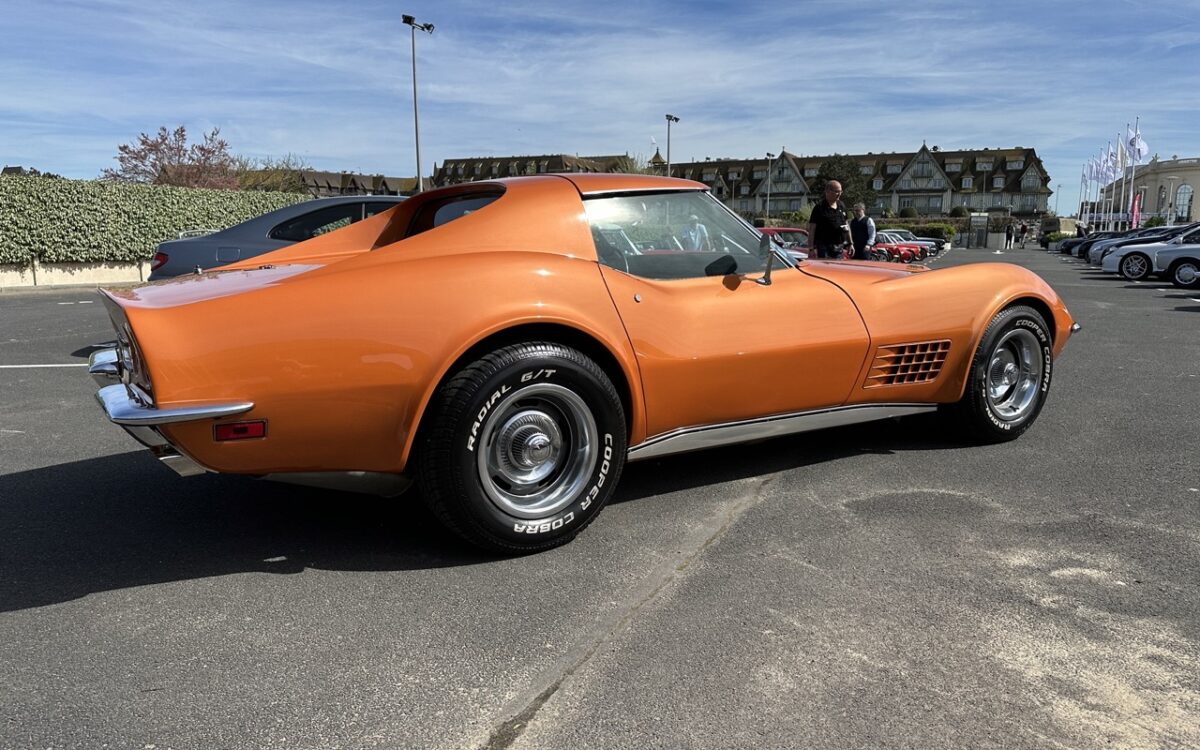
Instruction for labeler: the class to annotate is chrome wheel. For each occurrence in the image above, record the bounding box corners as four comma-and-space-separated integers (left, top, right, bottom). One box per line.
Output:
1174, 261, 1199, 287
985, 328, 1043, 422
1121, 254, 1149, 280
475, 383, 598, 519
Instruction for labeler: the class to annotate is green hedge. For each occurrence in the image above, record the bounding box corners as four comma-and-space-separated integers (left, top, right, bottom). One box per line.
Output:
0, 176, 307, 265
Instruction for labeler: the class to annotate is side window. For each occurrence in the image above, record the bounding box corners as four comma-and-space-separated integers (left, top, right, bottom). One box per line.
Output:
405, 192, 502, 238
364, 201, 399, 218
584, 192, 768, 280
269, 203, 363, 242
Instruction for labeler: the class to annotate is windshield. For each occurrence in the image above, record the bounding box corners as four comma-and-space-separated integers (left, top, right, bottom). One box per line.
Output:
584, 191, 773, 279
774, 230, 808, 246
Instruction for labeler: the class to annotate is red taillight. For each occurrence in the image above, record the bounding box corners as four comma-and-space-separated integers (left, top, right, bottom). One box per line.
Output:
151, 252, 168, 271
214, 420, 267, 441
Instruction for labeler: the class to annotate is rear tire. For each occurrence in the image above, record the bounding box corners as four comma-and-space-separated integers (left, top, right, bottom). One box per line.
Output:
948, 306, 1052, 443
416, 342, 626, 553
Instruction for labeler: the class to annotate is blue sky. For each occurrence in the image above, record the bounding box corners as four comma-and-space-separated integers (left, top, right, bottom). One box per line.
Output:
3, 0, 1199, 215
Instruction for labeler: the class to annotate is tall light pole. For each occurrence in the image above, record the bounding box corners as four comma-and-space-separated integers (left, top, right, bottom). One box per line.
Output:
1055, 183, 1061, 215
664, 114, 679, 177
1166, 175, 1179, 224
764, 152, 777, 221
403, 14, 434, 193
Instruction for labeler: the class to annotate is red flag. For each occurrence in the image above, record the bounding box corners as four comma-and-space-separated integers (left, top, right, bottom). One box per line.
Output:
1130, 192, 1142, 229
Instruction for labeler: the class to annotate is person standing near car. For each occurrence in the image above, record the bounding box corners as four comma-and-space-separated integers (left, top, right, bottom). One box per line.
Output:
849, 203, 875, 260
1019, 222, 1028, 247
1004, 223, 1015, 250
807, 180, 850, 259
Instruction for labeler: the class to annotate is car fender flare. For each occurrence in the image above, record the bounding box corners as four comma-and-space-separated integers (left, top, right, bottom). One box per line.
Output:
398, 315, 645, 469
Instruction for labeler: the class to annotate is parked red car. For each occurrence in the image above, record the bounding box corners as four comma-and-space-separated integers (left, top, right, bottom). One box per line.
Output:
874, 231, 924, 263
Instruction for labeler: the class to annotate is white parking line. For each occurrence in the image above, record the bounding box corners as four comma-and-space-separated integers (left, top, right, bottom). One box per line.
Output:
0, 364, 88, 369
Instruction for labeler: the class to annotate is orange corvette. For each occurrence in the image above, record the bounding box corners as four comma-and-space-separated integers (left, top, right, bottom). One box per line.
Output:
92, 174, 1078, 552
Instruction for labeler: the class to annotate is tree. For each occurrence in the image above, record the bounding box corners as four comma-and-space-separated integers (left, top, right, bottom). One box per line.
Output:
948, 205, 970, 218
813, 154, 874, 210
236, 153, 313, 193
1143, 215, 1165, 228
101, 125, 238, 189
899, 206, 919, 218
2, 166, 64, 179
610, 153, 658, 175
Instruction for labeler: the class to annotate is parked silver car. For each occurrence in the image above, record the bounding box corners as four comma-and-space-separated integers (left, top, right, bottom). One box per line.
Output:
149, 196, 405, 279
1103, 225, 1200, 280
1151, 240, 1200, 289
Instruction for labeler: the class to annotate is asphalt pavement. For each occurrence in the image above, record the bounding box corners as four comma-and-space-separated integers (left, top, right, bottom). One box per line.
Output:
1, 247, 1198, 749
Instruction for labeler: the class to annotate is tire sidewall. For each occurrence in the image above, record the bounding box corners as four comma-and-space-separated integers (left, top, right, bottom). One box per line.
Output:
449, 351, 625, 547
970, 307, 1053, 438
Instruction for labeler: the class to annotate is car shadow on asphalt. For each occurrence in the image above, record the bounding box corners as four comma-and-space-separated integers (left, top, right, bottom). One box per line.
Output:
0, 413, 964, 613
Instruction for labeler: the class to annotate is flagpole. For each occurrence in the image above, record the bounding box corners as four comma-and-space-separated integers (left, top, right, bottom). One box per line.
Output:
1128, 117, 1141, 228
1117, 132, 1129, 230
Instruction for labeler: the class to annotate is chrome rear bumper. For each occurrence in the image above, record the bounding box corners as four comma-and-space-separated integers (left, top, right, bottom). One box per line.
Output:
92, 346, 255, 477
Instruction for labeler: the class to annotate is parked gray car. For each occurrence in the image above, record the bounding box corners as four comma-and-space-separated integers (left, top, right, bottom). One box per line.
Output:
1151, 240, 1200, 289
149, 196, 405, 279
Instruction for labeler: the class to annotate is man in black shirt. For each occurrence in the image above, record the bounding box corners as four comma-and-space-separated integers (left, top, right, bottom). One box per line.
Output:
807, 180, 850, 259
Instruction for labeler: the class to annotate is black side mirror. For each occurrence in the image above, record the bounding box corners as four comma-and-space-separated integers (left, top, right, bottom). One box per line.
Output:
704, 255, 738, 277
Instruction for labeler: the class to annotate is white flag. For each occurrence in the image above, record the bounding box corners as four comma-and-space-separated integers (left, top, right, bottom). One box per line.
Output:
1126, 125, 1149, 162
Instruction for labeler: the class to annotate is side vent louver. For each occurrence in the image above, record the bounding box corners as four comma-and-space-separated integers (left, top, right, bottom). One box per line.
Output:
865, 340, 951, 387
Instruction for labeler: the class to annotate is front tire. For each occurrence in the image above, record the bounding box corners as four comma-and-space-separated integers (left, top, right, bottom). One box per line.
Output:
1170, 260, 1200, 289
417, 342, 626, 553
950, 306, 1052, 443
1119, 253, 1151, 281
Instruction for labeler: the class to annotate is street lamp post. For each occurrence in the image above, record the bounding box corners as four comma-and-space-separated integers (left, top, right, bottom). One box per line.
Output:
403, 14, 434, 193
664, 115, 679, 177
1055, 183, 1060, 215
764, 152, 777, 222
1166, 175, 1179, 225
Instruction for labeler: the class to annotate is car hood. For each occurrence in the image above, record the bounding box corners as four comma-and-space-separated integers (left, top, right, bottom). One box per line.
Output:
799, 259, 930, 287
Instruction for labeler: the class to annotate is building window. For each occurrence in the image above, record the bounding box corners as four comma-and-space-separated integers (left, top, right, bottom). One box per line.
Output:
1008, 160, 1024, 170
874, 197, 886, 208
945, 162, 961, 172
913, 161, 932, 178
887, 164, 902, 174
456, 164, 465, 175
860, 166, 873, 175
977, 161, 992, 171
900, 179, 913, 189
900, 197, 913, 208
790, 199, 802, 210
992, 194, 1003, 206
728, 170, 740, 180
962, 177, 973, 189
930, 178, 944, 189
873, 178, 883, 190
702, 171, 716, 181
539, 160, 549, 173
753, 169, 765, 179
1020, 195, 1036, 208
993, 176, 1005, 188
804, 167, 818, 177
1177, 185, 1194, 220
474, 163, 483, 175
930, 196, 942, 209
738, 199, 750, 210
1021, 175, 1039, 190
